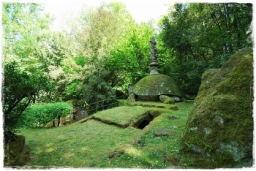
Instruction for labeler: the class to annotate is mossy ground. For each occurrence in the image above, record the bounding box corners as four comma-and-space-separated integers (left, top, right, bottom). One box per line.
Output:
90, 106, 150, 127
119, 99, 179, 110
17, 101, 194, 168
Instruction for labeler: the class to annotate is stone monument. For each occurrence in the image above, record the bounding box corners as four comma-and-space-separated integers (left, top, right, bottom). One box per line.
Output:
149, 37, 159, 75
128, 37, 183, 102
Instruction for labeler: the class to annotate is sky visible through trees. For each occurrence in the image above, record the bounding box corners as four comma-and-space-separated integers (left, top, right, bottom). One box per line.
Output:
43, 0, 173, 30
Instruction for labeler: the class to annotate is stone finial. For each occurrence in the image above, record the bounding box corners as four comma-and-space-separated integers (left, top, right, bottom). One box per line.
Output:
150, 37, 159, 75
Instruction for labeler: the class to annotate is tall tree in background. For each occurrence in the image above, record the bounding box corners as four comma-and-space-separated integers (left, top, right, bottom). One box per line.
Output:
3, 3, 53, 70
159, 3, 252, 97
105, 21, 155, 91
46, 3, 136, 112
2, 3, 53, 140
49, 3, 155, 110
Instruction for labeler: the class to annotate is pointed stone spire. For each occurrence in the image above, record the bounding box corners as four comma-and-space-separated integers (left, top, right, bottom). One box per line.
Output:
149, 37, 159, 75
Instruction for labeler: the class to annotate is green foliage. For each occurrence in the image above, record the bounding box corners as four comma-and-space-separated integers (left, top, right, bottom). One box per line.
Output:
3, 62, 50, 139
105, 21, 155, 90
65, 80, 81, 96
2, 3, 60, 102
158, 3, 252, 96
80, 70, 118, 114
74, 56, 86, 67
49, 3, 141, 102
19, 102, 72, 128
2, 3, 53, 70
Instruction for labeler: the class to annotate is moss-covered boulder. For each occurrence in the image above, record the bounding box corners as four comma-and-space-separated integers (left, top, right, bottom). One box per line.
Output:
4, 135, 30, 167
159, 95, 175, 104
180, 48, 253, 168
133, 74, 183, 101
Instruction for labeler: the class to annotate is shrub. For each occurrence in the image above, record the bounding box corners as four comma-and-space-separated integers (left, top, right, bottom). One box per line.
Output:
19, 102, 72, 128
68, 70, 118, 115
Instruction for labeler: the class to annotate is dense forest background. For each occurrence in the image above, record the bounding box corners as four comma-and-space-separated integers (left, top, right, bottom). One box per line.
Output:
2, 3, 253, 136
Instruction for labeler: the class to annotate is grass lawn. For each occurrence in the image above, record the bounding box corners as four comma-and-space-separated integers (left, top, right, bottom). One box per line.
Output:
18, 101, 194, 168
118, 99, 179, 110
92, 106, 149, 127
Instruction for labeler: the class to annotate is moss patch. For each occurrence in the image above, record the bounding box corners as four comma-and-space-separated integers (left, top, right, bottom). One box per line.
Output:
180, 48, 253, 168
90, 106, 164, 129
133, 74, 183, 101
4, 135, 30, 166
127, 101, 179, 111
91, 106, 150, 128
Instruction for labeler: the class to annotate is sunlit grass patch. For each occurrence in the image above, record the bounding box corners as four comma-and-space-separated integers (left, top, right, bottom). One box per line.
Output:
92, 106, 149, 127
128, 101, 179, 110
19, 118, 143, 168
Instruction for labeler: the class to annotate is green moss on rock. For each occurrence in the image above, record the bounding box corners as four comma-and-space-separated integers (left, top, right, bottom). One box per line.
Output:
159, 95, 175, 104
180, 48, 253, 168
133, 74, 183, 101
4, 135, 30, 166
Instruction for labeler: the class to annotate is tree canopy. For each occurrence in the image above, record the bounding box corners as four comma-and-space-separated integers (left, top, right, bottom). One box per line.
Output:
158, 3, 252, 96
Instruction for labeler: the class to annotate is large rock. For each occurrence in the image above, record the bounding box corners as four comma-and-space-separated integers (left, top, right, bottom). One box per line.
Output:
159, 95, 175, 104
180, 48, 253, 168
153, 129, 176, 137
133, 74, 183, 101
4, 135, 30, 166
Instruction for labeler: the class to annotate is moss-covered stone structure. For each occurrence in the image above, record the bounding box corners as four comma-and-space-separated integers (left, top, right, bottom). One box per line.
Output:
133, 74, 183, 101
128, 37, 183, 102
180, 48, 253, 168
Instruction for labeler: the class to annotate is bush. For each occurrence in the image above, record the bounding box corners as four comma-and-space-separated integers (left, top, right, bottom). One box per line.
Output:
19, 102, 72, 128
66, 70, 118, 115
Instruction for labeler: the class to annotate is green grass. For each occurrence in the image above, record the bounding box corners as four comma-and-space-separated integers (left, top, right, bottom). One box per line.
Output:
18, 101, 194, 168
92, 106, 149, 127
105, 101, 194, 168
19, 120, 142, 168
119, 99, 179, 110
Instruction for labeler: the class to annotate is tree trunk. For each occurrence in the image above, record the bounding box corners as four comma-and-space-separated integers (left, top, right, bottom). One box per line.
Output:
57, 115, 60, 126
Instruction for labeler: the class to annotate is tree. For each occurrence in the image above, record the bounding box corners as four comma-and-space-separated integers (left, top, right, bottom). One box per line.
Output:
36, 2, 155, 104
105, 21, 155, 92
2, 3, 53, 69
45, 3, 134, 111
158, 3, 252, 96
3, 62, 50, 142
2, 3, 53, 140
